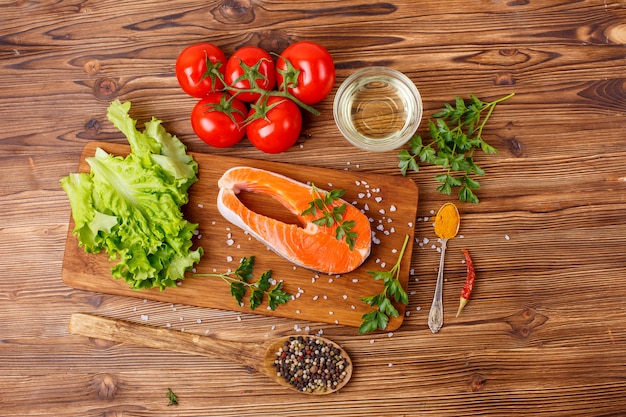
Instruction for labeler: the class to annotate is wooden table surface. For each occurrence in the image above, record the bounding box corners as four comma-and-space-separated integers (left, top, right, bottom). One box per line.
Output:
2, 1, 626, 416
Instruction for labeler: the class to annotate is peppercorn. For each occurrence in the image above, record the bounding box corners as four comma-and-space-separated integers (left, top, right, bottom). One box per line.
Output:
274, 336, 348, 392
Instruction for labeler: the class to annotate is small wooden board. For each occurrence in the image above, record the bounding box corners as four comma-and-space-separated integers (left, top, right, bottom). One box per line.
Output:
62, 142, 419, 331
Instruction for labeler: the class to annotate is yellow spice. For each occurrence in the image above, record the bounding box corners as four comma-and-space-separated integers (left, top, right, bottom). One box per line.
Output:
434, 202, 460, 240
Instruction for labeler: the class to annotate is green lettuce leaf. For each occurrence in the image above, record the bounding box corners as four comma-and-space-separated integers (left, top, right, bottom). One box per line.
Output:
61, 100, 203, 290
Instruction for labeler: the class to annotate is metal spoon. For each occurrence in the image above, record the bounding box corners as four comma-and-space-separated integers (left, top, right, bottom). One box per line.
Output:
427, 203, 460, 333
68, 313, 352, 395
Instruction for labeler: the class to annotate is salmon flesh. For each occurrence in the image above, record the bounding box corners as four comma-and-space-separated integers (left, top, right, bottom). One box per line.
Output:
217, 166, 372, 274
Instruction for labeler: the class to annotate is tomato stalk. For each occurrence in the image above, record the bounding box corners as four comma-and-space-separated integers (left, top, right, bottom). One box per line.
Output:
199, 51, 224, 90
215, 56, 321, 120
201, 93, 247, 126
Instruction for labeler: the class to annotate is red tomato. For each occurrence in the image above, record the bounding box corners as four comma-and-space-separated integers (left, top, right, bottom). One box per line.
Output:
176, 43, 226, 98
225, 46, 276, 102
275, 41, 336, 105
246, 96, 302, 154
191, 93, 248, 148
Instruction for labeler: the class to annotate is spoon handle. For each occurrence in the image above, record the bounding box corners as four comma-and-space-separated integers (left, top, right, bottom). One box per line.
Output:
428, 239, 447, 333
68, 313, 260, 369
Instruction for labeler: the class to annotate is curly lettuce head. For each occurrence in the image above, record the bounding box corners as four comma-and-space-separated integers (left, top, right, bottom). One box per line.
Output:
61, 100, 203, 290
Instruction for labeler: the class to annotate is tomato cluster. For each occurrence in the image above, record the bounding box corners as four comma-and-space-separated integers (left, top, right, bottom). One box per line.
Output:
175, 41, 335, 154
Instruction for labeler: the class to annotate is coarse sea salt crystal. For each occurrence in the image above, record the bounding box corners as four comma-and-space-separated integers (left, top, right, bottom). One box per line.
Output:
198, 203, 204, 208
226, 239, 234, 246
505, 234, 511, 240
375, 196, 383, 203
141, 314, 149, 321
358, 193, 366, 199
226, 255, 233, 262
390, 205, 397, 212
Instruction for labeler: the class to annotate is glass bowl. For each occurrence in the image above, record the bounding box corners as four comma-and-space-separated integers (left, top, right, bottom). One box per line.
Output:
333, 66, 423, 152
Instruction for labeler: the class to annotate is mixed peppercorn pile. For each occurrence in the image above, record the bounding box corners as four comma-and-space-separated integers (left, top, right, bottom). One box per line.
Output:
274, 336, 349, 393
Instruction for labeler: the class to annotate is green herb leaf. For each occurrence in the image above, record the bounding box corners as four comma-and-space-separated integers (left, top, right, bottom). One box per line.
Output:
359, 235, 411, 334
358, 310, 389, 334
397, 93, 514, 203
166, 388, 178, 406
194, 259, 291, 310
301, 183, 358, 250
268, 281, 291, 310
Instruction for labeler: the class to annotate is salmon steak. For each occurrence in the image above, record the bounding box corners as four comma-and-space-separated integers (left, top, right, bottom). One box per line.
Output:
217, 166, 372, 274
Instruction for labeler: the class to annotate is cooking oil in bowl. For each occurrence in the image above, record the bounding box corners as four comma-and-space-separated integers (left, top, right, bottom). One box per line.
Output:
334, 67, 422, 152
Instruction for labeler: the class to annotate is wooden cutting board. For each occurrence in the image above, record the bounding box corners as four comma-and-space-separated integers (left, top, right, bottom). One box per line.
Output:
62, 142, 419, 331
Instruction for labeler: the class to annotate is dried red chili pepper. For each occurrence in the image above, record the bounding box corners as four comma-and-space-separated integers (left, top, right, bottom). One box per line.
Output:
456, 249, 476, 317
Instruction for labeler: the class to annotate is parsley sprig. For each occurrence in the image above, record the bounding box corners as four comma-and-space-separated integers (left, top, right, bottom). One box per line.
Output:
301, 184, 358, 250
398, 92, 514, 204
194, 256, 291, 310
359, 234, 410, 334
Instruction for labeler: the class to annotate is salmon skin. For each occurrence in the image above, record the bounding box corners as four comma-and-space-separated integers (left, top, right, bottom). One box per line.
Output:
217, 166, 372, 274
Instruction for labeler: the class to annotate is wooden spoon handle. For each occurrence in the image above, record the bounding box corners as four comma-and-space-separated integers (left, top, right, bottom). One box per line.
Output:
68, 313, 261, 369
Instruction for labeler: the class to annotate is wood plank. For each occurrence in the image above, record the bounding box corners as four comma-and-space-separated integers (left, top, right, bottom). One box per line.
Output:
61, 142, 419, 330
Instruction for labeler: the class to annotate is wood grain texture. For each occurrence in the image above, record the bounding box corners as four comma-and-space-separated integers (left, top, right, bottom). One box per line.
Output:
2, 0, 626, 416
